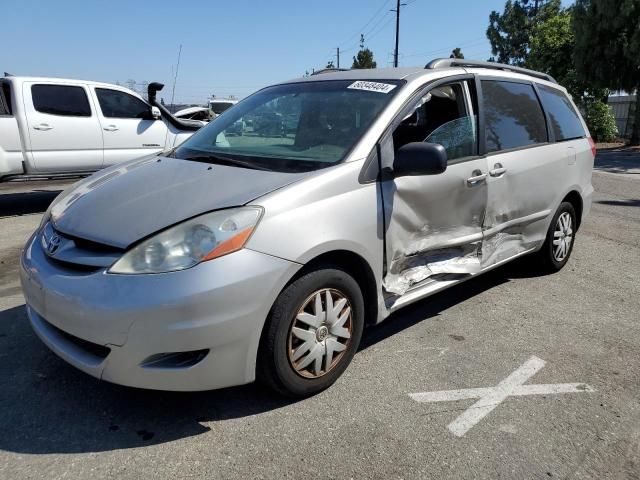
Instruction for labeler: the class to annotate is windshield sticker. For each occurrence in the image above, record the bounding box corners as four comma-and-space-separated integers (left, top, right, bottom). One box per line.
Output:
347, 81, 397, 94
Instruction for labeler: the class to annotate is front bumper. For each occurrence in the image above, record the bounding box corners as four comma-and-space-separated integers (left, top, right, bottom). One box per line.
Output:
20, 231, 301, 391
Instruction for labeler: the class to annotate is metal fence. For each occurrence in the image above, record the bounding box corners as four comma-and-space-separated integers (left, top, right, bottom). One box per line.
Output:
608, 95, 637, 139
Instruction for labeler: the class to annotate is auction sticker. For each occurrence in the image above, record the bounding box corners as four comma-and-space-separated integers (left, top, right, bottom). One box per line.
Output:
347, 81, 397, 94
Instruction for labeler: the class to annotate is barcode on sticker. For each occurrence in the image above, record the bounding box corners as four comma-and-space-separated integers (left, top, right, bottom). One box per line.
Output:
347, 81, 397, 94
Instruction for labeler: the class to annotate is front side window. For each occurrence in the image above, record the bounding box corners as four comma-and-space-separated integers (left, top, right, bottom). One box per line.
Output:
392, 82, 477, 162
95, 88, 150, 119
32, 84, 91, 117
537, 85, 586, 141
482, 80, 547, 153
175, 80, 403, 172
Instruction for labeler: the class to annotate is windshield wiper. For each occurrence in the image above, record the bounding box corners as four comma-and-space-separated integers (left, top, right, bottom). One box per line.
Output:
183, 154, 271, 171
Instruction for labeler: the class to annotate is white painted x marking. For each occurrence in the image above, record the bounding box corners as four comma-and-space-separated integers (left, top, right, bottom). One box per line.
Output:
409, 356, 595, 437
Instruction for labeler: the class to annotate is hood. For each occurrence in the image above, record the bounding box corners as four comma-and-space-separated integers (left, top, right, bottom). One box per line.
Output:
50, 156, 307, 248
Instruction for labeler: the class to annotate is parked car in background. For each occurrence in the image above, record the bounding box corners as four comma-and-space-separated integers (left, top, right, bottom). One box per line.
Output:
21, 60, 594, 397
0, 75, 202, 181
253, 110, 284, 137
174, 106, 212, 124
209, 98, 237, 116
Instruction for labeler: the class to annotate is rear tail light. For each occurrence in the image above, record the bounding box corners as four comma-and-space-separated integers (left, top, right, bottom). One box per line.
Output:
588, 136, 596, 157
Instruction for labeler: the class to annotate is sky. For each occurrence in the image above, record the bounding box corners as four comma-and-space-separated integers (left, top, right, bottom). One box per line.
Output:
3, 0, 573, 104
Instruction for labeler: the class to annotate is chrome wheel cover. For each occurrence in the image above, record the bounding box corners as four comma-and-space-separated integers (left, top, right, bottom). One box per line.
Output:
553, 211, 573, 262
287, 288, 353, 379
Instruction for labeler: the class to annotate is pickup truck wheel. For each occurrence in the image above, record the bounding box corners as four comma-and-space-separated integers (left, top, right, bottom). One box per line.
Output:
257, 267, 364, 397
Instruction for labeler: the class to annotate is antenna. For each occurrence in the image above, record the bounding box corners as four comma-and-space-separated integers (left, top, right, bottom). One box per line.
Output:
169, 44, 182, 107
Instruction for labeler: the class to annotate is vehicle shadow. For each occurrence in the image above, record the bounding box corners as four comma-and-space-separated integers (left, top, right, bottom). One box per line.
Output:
0, 256, 538, 455
0, 189, 62, 217
595, 199, 640, 208
594, 150, 640, 174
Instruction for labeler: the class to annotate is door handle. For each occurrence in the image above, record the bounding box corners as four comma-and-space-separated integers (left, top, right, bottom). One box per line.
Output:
33, 123, 53, 131
103, 125, 119, 131
489, 163, 507, 177
466, 171, 487, 185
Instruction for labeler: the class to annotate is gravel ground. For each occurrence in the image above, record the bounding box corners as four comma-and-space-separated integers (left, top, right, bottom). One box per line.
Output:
0, 152, 638, 479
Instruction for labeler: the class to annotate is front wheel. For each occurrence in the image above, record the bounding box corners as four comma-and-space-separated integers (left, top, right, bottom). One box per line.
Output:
257, 267, 364, 397
534, 201, 577, 272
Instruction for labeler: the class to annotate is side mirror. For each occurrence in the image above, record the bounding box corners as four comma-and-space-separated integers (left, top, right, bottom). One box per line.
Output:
141, 107, 160, 121
394, 142, 447, 177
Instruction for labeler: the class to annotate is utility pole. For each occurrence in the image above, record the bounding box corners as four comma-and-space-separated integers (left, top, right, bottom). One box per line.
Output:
336, 47, 340, 69
392, 0, 405, 68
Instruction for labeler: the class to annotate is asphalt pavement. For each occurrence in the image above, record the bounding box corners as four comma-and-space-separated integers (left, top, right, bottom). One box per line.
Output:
0, 152, 638, 479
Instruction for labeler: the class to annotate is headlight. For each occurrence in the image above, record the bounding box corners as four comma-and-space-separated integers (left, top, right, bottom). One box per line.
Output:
108, 207, 263, 274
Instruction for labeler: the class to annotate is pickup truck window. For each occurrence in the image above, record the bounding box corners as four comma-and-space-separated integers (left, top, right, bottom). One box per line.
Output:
0, 82, 11, 115
32, 84, 91, 117
95, 88, 149, 119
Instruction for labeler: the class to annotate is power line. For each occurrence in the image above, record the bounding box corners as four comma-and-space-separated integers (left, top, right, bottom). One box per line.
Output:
366, 15, 395, 43
337, 0, 393, 48
401, 37, 488, 58
340, 10, 393, 57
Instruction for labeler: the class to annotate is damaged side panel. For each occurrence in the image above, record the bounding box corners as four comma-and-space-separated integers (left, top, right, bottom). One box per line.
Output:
481, 143, 565, 266
381, 148, 489, 296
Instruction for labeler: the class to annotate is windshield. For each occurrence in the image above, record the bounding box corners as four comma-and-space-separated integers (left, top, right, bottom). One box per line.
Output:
175, 80, 404, 172
209, 102, 234, 114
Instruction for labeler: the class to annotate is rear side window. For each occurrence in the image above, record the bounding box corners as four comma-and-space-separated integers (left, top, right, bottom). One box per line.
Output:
32, 84, 91, 116
0, 82, 12, 115
95, 88, 149, 118
537, 85, 585, 141
481, 80, 547, 153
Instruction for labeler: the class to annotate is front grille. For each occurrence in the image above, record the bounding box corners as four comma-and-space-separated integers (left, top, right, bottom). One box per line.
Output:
67, 234, 123, 254
41, 222, 123, 270
46, 256, 103, 273
43, 317, 111, 359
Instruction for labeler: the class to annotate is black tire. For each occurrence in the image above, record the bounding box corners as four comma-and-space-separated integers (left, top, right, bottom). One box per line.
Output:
257, 267, 365, 397
534, 201, 577, 273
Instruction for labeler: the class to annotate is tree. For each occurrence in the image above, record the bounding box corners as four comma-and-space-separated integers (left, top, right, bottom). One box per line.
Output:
450, 48, 465, 59
352, 49, 377, 69
528, 10, 581, 96
325, 60, 335, 69
528, 6, 615, 139
573, 0, 640, 144
352, 34, 377, 69
487, 0, 561, 66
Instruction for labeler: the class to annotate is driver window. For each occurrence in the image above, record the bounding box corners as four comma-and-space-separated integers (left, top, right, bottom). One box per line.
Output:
392, 81, 478, 162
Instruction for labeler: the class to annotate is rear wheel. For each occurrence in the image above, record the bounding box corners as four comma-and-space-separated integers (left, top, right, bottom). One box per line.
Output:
535, 201, 577, 272
257, 267, 364, 397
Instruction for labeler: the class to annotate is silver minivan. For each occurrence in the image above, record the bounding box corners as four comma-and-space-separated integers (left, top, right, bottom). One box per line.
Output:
20, 59, 594, 397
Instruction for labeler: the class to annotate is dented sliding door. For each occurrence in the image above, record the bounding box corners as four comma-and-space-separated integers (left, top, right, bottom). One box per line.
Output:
479, 79, 554, 267
380, 78, 489, 296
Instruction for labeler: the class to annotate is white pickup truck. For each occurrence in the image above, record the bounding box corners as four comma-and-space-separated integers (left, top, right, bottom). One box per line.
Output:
0, 76, 202, 181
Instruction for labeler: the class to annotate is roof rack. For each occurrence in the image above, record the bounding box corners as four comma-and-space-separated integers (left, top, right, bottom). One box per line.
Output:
424, 58, 557, 84
310, 68, 350, 76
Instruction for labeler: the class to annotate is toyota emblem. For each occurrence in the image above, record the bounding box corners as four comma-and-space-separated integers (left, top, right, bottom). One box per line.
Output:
46, 234, 61, 255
